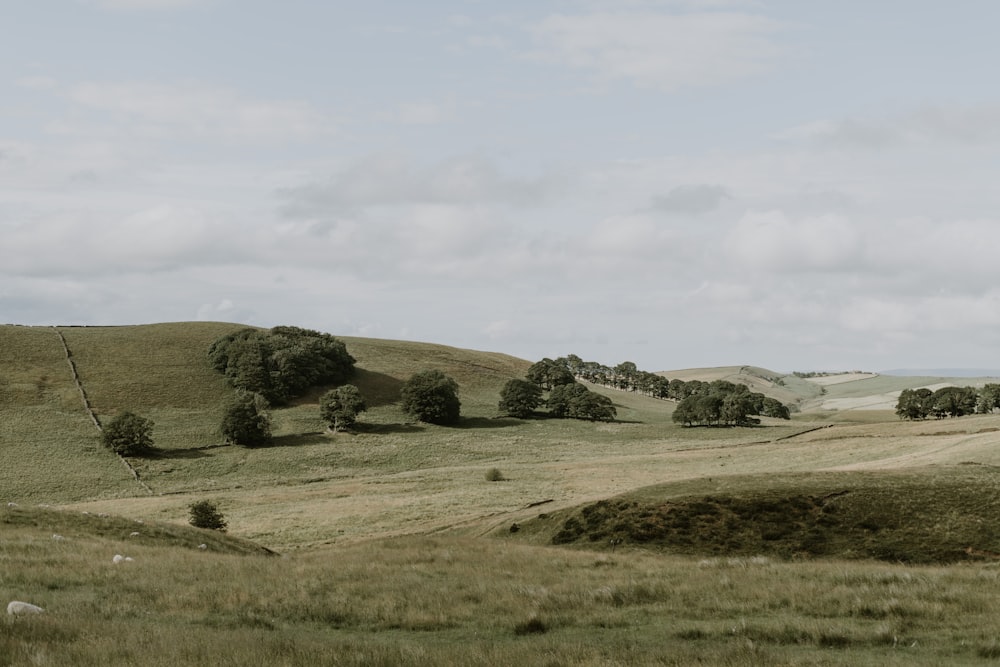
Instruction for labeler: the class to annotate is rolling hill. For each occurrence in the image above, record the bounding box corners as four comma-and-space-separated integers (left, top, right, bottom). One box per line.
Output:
7, 322, 1000, 664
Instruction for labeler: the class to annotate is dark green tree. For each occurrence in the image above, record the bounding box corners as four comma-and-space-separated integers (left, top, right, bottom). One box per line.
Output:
208, 326, 355, 404
928, 386, 977, 418
498, 379, 544, 418
547, 382, 616, 421
977, 384, 1000, 414
101, 411, 155, 456
896, 388, 932, 420
188, 500, 227, 531
221, 391, 272, 446
400, 370, 461, 425
320, 384, 367, 432
526, 358, 576, 390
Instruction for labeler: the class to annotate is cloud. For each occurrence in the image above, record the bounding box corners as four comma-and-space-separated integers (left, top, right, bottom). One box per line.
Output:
651, 184, 730, 214
776, 104, 1000, 150
66, 81, 332, 142
80, 0, 209, 9
531, 11, 785, 91
723, 210, 862, 272
379, 100, 456, 125
279, 154, 552, 213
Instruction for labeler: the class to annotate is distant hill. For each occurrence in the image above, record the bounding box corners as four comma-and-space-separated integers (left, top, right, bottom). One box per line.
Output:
881, 368, 1000, 378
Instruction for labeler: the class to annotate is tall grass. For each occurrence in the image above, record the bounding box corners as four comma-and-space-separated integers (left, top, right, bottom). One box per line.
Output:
4, 510, 1000, 666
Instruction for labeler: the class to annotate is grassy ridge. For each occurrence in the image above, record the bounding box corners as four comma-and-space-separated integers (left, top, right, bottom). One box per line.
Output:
517, 467, 1000, 563
5, 509, 1000, 665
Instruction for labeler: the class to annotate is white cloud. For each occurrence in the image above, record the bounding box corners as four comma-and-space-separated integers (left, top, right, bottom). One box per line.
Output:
723, 210, 862, 272
776, 104, 1000, 150
531, 11, 785, 91
280, 153, 552, 212
652, 184, 730, 214
66, 81, 332, 142
80, 0, 209, 10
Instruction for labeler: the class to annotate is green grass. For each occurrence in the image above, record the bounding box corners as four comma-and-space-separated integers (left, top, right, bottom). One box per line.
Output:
522, 466, 1000, 563
8, 321, 1000, 663
5, 509, 1000, 665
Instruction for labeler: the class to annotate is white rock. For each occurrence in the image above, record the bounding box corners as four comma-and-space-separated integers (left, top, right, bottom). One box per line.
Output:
112, 554, 125, 564
198, 544, 207, 550
6, 502, 17, 508
125, 557, 134, 562
7, 601, 44, 615
52, 534, 65, 541
129, 532, 140, 537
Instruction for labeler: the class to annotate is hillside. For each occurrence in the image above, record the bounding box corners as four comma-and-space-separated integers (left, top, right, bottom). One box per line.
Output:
8, 323, 1000, 664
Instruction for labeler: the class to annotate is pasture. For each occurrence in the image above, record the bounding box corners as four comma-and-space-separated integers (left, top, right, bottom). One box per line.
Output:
4, 322, 1000, 665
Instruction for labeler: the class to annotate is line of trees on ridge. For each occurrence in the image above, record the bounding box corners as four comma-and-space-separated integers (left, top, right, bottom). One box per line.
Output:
499, 356, 790, 426
896, 384, 1000, 420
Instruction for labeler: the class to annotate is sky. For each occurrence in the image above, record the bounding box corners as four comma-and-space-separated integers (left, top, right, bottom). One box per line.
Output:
3, 1, 1000, 373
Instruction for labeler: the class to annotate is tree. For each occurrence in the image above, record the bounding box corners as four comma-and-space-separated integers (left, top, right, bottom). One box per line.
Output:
101, 411, 155, 456
896, 388, 931, 420
547, 382, 616, 421
978, 384, 1000, 414
400, 370, 461, 425
498, 379, 544, 418
221, 391, 272, 446
526, 358, 575, 390
188, 500, 227, 531
320, 384, 366, 432
208, 326, 355, 404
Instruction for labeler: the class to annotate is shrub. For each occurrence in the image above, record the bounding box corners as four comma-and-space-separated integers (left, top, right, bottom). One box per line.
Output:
485, 468, 505, 482
400, 370, 461, 425
101, 411, 155, 456
189, 500, 227, 531
319, 384, 367, 432
221, 391, 272, 446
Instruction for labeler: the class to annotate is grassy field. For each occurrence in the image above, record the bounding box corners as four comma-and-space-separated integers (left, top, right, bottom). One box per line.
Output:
5, 322, 1000, 664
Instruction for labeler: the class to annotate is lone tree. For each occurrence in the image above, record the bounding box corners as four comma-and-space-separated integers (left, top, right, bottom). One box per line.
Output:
320, 384, 367, 432
498, 378, 544, 418
101, 411, 155, 456
188, 500, 227, 531
220, 391, 272, 446
400, 369, 461, 425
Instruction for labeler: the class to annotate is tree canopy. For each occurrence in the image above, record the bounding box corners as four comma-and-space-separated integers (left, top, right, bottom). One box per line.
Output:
208, 326, 355, 404
320, 384, 366, 432
400, 370, 461, 425
497, 378, 544, 418
221, 391, 272, 446
101, 411, 155, 456
547, 382, 617, 422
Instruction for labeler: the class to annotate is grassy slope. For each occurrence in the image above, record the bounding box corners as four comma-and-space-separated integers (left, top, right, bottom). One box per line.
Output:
0, 326, 138, 502
8, 323, 1000, 664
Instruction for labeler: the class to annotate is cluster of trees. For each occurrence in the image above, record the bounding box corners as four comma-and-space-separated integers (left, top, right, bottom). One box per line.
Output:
499, 357, 616, 422
208, 326, 355, 404
672, 381, 790, 427
503, 356, 791, 426
895, 384, 1000, 420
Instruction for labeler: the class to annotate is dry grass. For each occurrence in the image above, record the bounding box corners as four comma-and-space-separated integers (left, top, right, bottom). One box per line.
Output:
5, 507, 1000, 666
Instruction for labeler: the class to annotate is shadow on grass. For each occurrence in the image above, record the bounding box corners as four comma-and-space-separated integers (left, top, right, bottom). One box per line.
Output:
260, 432, 330, 448
354, 422, 425, 434
148, 447, 210, 460
289, 369, 405, 409
455, 417, 525, 430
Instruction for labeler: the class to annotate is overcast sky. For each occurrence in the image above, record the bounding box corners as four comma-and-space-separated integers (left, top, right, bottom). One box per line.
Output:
3, 1, 1000, 373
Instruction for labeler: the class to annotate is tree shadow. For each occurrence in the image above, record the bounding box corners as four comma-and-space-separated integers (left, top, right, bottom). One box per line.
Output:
454, 417, 525, 430
258, 432, 330, 448
353, 422, 425, 434
147, 447, 210, 460
287, 368, 405, 408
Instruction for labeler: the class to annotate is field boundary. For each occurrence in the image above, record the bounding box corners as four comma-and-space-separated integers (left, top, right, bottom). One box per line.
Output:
52, 327, 154, 495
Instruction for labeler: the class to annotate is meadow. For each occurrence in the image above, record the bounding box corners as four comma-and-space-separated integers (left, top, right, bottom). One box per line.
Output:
4, 322, 1000, 665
